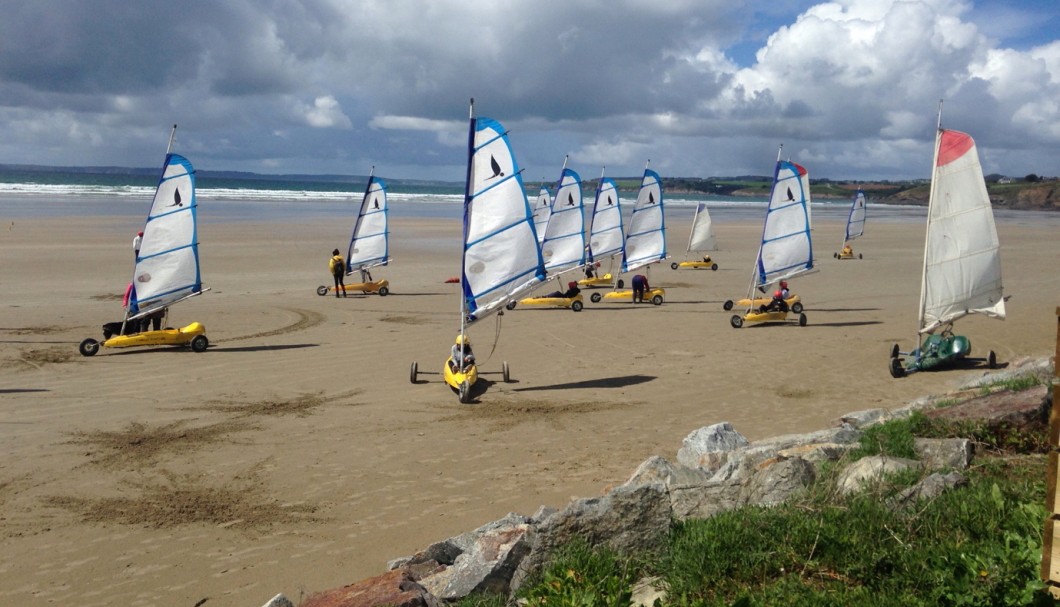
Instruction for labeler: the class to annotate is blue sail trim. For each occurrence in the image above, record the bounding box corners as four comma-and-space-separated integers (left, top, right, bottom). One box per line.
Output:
137, 241, 196, 262
467, 265, 542, 312
465, 217, 528, 250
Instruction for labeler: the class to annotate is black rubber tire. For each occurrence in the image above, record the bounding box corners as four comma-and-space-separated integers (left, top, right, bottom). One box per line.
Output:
723, 299, 734, 311
409, 361, 418, 384
711, 264, 718, 271
502, 361, 510, 383
316, 286, 329, 296
190, 334, 209, 352
834, 252, 838, 259
730, 315, 743, 329
890, 343, 900, 359
459, 381, 471, 404
571, 300, 583, 312
590, 293, 602, 303
798, 313, 808, 327
791, 302, 804, 314
79, 338, 100, 357
859, 253, 863, 259
988, 351, 997, 369
670, 262, 679, 270
616, 279, 624, 289
651, 295, 663, 306
889, 357, 906, 378
505, 301, 517, 310
378, 286, 389, 296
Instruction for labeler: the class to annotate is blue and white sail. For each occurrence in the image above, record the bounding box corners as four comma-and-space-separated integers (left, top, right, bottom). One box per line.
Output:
346, 172, 389, 274
756, 160, 814, 287
540, 167, 585, 273
588, 174, 624, 262
461, 114, 546, 324
128, 153, 203, 318
532, 185, 552, 243
621, 168, 666, 273
843, 189, 866, 244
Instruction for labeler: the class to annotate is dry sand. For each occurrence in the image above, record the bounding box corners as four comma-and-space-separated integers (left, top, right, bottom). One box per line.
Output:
1, 209, 1058, 606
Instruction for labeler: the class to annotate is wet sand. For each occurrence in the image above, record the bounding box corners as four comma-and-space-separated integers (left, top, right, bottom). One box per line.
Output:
1, 209, 1058, 606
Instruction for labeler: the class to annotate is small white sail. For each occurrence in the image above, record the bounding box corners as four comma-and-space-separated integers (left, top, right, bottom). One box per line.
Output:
844, 190, 866, 243
533, 185, 551, 243
346, 174, 388, 273
128, 153, 203, 317
686, 202, 717, 254
462, 116, 546, 323
622, 168, 666, 273
918, 129, 1005, 334
756, 160, 814, 287
540, 167, 585, 273
588, 176, 624, 262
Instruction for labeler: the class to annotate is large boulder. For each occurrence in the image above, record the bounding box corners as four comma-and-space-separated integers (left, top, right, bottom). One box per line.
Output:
742, 457, 816, 506
417, 523, 533, 601
914, 437, 973, 470
676, 422, 749, 470
924, 384, 1049, 427
888, 472, 968, 509
835, 456, 921, 496
300, 569, 443, 607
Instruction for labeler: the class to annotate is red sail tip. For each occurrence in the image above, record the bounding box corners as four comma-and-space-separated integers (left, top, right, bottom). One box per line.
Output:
937, 130, 974, 167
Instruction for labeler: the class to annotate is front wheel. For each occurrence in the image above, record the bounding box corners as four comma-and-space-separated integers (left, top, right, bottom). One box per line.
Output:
730, 315, 743, 329
590, 293, 602, 303
571, 300, 583, 312
502, 361, 511, 383
79, 338, 100, 357
890, 343, 900, 359
834, 252, 839, 259
711, 263, 718, 271
190, 334, 209, 352
988, 350, 997, 369
798, 313, 808, 327
859, 253, 863, 259
378, 286, 389, 296
505, 301, 517, 310
409, 361, 418, 383
670, 262, 679, 270
723, 299, 734, 311
889, 357, 906, 378
651, 295, 663, 306
316, 286, 329, 296
459, 381, 472, 404
791, 302, 804, 314
616, 279, 624, 289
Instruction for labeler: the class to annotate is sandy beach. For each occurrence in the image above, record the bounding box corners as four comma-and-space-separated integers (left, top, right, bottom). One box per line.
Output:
1, 206, 1058, 606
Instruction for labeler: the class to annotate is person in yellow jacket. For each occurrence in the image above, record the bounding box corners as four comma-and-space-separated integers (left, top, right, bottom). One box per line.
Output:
329, 249, 347, 297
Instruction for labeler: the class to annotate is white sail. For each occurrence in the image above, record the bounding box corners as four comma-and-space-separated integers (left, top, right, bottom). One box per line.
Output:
128, 153, 203, 318
532, 185, 551, 243
918, 129, 1005, 334
844, 190, 866, 243
540, 167, 585, 273
346, 174, 388, 272
462, 116, 546, 323
686, 202, 717, 253
588, 176, 624, 261
756, 160, 814, 287
622, 168, 666, 273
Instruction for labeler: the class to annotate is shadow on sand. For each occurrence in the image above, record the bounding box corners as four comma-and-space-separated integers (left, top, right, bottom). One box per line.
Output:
512, 374, 656, 392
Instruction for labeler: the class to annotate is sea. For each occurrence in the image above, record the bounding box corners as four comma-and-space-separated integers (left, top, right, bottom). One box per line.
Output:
0, 169, 1052, 227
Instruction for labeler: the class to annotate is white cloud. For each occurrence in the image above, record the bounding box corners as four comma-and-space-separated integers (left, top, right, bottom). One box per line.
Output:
299, 96, 352, 129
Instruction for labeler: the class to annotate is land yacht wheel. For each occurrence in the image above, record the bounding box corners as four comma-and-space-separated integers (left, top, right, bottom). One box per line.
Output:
988, 351, 997, 369
791, 302, 804, 314
730, 315, 743, 329
671, 262, 679, 270
798, 313, 808, 327
506, 301, 517, 310
890, 344, 900, 359
459, 381, 471, 404
590, 293, 602, 303
409, 361, 418, 383
711, 263, 718, 271
378, 286, 389, 296
616, 279, 624, 289
502, 361, 510, 383
190, 335, 209, 352
79, 338, 100, 357
571, 300, 583, 312
723, 299, 734, 311
889, 357, 906, 378
316, 286, 329, 296
651, 295, 663, 306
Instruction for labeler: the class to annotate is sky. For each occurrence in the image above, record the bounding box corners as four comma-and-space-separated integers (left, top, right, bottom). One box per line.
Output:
0, 0, 1057, 182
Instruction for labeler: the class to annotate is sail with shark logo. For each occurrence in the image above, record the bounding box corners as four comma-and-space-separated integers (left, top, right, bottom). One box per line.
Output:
578, 170, 625, 288
532, 185, 552, 243
79, 125, 209, 356
726, 149, 812, 328
408, 100, 546, 403
346, 169, 389, 275
835, 189, 866, 259
621, 167, 666, 273
539, 160, 585, 275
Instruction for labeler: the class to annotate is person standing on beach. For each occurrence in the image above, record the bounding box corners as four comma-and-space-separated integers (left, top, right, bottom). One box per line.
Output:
329, 249, 347, 297
133, 231, 143, 258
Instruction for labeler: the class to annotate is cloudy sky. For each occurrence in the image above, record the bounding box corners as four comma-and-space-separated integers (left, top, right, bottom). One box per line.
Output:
1, 0, 1057, 182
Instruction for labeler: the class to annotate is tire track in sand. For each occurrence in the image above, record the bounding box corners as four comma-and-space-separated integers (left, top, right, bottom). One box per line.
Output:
217, 307, 326, 343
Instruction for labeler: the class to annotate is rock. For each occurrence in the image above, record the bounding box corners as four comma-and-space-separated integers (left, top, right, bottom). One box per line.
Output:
914, 437, 973, 470
957, 357, 1053, 389
392, 513, 533, 570
835, 408, 890, 428
676, 422, 749, 469
624, 455, 717, 488
751, 424, 862, 451
925, 385, 1048, 427
743, 457, 816, 506
835, 456, 920, 496
776, 442, 852, 465
631, 576, 667, 607
261, 594, 295, 607
888, 472, 968, 509
417, 524, 532, 601
300, 569, 443, 607
669, 479, 745, 520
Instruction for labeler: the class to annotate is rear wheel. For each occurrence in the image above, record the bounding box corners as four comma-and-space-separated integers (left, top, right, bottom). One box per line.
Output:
670, 262, 679, 270
378, 286, 389, 296
459, 381, 471, 404
988, 350, 997, 369
889, 357, 906, 378
651, 295, 663, 306
571, 300, 583, 312
723, 299, 734, 311
409, 361, 418, 383
834, 252, 839, 259
190, 335, 209, 352
730, 315, 743, 329
316, 286, 329, 296
858, 253, 863, 259
617, 279, 624, 289
79, 338, 100, 357
711, 263, 718, 271
590, 293, 602, 303
502, 361, 511, 383
890, 343, 900, 359
798, 313, 808, 327
791, 302, 804, 314
506, 301, 517, 310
